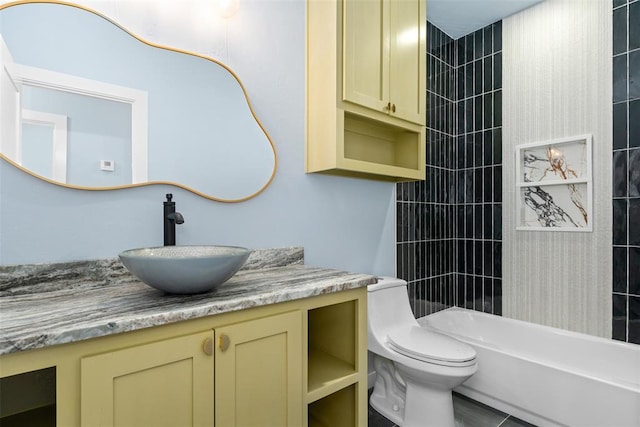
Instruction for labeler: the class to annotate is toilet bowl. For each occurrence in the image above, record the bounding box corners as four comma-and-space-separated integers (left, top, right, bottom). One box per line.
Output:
367, 278, 477, 427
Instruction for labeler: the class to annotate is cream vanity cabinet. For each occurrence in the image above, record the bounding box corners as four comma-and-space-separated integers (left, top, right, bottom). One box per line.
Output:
0, 288, 367, 427
307, 0, 426, 181
81, 311, 302, 427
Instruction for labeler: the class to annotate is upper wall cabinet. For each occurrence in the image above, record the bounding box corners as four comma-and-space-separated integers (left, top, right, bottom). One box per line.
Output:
343, 0, 425, 126
307, 0, 426, 181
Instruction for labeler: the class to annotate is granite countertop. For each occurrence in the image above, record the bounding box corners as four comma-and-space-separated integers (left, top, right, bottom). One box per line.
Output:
0, 247, 377, 356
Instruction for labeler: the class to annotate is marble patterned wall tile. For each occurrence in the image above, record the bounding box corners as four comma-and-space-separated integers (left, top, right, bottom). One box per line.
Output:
502, 0, 611, 339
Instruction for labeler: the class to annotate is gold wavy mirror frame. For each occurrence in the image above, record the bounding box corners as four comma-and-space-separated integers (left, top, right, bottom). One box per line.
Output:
0, 0, 277, 202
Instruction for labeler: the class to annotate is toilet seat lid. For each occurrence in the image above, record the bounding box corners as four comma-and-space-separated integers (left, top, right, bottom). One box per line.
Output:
387, 326, 476, 366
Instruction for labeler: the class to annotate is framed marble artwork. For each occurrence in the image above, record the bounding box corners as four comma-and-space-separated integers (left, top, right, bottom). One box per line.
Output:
515, 135, 592, 232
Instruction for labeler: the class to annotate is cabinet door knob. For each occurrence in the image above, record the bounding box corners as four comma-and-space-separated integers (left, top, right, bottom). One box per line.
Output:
219, 334, 230, 352
387, 102, 391, 111
391, 103, 396, 113
202, 337, 213, 356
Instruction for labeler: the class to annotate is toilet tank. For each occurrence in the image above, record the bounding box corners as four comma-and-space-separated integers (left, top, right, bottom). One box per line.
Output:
367, 277, 419, 356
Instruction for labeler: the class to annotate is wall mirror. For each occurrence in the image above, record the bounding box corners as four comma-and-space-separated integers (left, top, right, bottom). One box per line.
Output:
0, 1, 277, 202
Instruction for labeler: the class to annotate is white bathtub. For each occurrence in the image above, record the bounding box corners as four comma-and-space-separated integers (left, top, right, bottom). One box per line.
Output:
418, 307, 640, 427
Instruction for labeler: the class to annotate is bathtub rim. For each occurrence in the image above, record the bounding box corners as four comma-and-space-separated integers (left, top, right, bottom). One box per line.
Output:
418, 307, 640, 394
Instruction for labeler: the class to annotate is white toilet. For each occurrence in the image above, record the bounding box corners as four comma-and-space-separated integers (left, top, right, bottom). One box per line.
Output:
367, 277, 478, 427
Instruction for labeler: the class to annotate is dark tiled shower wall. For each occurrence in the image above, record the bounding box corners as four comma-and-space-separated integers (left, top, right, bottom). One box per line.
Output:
397, 21, 503, 318
454, 22, 503, 315
397, 23, 457, 318
612, 0, 640, 344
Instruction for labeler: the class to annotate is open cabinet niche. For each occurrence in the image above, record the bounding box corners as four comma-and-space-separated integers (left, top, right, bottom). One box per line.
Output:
307, 297, 367, 426
0, 367, 56, 427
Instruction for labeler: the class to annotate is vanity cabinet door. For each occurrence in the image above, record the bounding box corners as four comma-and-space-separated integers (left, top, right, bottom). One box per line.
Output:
80, 331, 214, 427
215, 310, 303, 427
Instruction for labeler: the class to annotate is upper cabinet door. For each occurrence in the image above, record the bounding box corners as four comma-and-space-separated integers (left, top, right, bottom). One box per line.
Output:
342, 0, 389, 113
342, 0, 425, 126
388, 0, 426, 125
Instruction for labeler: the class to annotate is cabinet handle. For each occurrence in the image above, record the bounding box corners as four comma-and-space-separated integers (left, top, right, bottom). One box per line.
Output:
202, 337, 213, 356
386, 102, 391, 111
219, 334, 230, 352
391, 103, 396, 113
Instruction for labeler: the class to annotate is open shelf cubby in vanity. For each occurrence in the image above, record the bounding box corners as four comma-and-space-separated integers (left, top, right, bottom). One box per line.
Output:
306, 294, 367, 427
0, 367, 56, 427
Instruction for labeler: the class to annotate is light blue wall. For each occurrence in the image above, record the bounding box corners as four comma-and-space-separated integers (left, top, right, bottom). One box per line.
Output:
0, 0, 396, 276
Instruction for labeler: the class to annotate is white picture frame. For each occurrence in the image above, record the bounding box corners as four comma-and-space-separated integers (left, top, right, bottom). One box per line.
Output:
515, 134, 593, 232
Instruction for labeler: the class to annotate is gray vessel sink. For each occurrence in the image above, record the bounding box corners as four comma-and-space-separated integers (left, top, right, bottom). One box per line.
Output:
119, 245, 251, 294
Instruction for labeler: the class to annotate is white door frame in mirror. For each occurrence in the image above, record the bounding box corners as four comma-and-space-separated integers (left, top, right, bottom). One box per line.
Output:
21, 109, 68, 183
0, 34, 20, 163
11, 62, 149, 183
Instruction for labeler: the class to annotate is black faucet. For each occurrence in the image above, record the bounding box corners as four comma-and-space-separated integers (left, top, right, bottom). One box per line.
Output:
163, 193, 184, 246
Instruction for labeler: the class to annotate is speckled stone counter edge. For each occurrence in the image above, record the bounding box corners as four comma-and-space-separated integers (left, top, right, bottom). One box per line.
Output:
0, 247, 377, 355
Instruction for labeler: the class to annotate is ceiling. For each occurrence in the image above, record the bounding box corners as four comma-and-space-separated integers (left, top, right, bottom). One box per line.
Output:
427, 0, 544, 39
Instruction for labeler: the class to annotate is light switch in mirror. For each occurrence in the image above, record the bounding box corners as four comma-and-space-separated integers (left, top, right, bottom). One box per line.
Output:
0, 1, 277, 202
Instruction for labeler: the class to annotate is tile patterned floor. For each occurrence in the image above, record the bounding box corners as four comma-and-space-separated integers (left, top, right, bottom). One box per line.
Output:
368, 392, 537, 427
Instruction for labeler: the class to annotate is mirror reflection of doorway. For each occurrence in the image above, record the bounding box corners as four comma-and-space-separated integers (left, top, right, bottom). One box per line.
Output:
21, 109, 68, 183
1, 33, 149, 186
0, 35, 20, 163
22, 85, 134, 187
